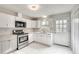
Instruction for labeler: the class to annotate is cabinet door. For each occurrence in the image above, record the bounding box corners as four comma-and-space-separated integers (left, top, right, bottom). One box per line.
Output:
28, 34, 34, 43
9, 36, 17, 51
31, 21, 37, 28
1, 36, 17, 54
26, 19, 37, 28
15, 17, 22, 21
34, 33, 53, 46
26, 20, 32, 28
0, 13, 9, 27
0, 12, 15, 28
8, 15, 15, 28
43, 34, 53, 46
37, 20, 41, 28
2, 40, 10, 53
16, 17, 27, 22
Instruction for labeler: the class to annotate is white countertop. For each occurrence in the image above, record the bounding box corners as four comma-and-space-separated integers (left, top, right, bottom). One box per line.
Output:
0, 34, 17, 41
28, 32, 54, 34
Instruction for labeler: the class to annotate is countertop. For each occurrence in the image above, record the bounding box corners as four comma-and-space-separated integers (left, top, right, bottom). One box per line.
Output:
0, 34, 17, 41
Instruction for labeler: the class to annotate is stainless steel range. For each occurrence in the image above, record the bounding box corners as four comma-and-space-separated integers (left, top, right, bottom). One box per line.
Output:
13, 30, 28, 50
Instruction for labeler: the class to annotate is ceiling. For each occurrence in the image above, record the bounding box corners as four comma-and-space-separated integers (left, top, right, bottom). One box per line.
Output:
0, 4, 75, 17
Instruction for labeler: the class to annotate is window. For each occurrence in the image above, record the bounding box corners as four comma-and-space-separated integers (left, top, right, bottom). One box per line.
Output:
56, 20, 67, 32
63, 20, 67, 24
63, 25, 66, 28
56, 20, 59, 24
60, 20, 63, 24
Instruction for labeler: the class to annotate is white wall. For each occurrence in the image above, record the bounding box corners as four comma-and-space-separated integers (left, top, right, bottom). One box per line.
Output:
71, 4, 79, 54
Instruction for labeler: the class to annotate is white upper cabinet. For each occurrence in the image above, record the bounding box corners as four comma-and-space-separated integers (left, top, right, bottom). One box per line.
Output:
0, 12, 38, 28
15, 17, 37, 28
0, 12, 15, 28
31, 20, 37, 28
26, 19, 37, 28
37, 20, 49, 28
37, 20, 41, 28
8, 15, 15, 28
26, 19, 32, 28
15, 17, 26, 22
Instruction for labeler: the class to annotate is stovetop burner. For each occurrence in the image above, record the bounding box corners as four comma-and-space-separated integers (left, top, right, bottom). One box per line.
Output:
16, 33, 28, 35
12, 30, 28, 35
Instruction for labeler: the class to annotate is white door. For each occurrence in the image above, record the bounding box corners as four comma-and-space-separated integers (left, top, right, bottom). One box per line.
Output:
54, 32, 70, 46
54, 20, 70, 46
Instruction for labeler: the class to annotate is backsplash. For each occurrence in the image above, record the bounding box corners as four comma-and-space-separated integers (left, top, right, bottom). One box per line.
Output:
0, 28, 13, 35
0, 28, 34, 35
23, 28, 34, 33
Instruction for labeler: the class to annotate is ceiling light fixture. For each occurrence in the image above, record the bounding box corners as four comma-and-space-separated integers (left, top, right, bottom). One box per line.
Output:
27, 4, 40, 11
42, 15, 47, 18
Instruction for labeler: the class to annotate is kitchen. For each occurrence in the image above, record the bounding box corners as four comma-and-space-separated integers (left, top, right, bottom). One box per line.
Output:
0, 4, 78, 54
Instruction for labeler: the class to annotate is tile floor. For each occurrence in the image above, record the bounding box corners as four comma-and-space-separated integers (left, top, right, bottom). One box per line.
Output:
11, 42, 72, 54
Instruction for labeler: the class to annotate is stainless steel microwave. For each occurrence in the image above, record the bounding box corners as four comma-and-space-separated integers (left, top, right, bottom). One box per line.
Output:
15, 21, 26, 28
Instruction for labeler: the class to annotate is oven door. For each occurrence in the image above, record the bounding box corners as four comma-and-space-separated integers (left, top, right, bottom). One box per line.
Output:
18, 35, 28, 45
17, 34, 28, 49
19, 36, 28, 43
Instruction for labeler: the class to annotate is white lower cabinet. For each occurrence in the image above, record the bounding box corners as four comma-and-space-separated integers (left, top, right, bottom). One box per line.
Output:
0, 35, 17, 54
9, 36, 17, 53
34, 33, 53, 46
28, 33, 34, 43
0, 40, 11, 54
2, 40, 10, 53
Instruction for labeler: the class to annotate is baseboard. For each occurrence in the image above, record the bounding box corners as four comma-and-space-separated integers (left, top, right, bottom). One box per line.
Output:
3, 49, 17, 54
53, 43, 70, 47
